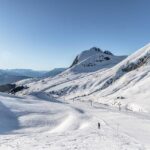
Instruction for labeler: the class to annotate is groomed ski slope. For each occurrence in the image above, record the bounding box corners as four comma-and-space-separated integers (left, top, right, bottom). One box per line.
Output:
0, 92, 150, 150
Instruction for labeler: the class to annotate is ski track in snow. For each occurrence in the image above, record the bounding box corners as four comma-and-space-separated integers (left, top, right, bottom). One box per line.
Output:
0, 92, 149, 150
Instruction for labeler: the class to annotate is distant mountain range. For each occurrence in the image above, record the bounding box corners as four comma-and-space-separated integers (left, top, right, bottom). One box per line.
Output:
43, 68, 66, 78
0, 68, 66, 85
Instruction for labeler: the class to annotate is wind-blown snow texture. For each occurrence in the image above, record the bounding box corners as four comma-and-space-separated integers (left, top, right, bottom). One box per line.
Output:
1, 45, 150, 149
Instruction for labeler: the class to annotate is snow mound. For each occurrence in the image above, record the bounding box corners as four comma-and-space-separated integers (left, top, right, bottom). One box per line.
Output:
0, 92, 91, 134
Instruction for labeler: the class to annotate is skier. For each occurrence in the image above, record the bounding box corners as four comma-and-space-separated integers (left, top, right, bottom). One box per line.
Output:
98, 122, 101, 129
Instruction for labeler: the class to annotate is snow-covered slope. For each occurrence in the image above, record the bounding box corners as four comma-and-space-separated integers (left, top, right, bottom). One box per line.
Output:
16, 44, 150, 113
15, 47, 125, 96
0, 92, 148, 150
1, 44, 150, 149
91, 43, 150, 111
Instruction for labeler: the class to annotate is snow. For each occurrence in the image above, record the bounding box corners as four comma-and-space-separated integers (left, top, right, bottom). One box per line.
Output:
1, 44, 150, 149
15, 44, 150, 114
125, 103, 148, 112
0, 92, 148, 150
69, 47, 126, 72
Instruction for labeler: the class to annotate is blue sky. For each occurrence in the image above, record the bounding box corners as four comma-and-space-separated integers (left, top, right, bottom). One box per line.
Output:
0, 0, 150, 70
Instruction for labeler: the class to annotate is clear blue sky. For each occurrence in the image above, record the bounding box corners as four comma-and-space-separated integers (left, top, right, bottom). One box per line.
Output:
0, 0, 150, 70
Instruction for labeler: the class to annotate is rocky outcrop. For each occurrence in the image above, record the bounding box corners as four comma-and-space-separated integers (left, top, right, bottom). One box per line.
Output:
122, 54, 150, 72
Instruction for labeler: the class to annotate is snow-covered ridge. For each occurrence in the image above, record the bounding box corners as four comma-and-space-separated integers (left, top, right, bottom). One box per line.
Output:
69, 47, 126, 72
71, 47, 103, 67
100, 43, 150, 90
14, 46, 126, 97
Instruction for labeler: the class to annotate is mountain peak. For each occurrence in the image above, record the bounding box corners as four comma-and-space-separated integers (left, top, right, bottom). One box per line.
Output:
70, 47, 125, 73
89, 47, 102, 52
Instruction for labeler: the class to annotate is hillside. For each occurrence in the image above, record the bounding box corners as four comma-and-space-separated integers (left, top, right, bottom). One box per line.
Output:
15, 44, 150, 113
15, 47, 126, 97
1, 44, 150, 149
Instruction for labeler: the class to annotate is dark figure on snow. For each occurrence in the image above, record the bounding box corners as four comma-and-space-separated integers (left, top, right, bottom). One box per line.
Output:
98, 122, 101, 129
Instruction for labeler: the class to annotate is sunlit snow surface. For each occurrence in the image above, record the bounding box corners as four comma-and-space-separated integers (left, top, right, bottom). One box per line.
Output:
2, 44, 150, 149
0, 92, 149, 150
16, 44, 150, 113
